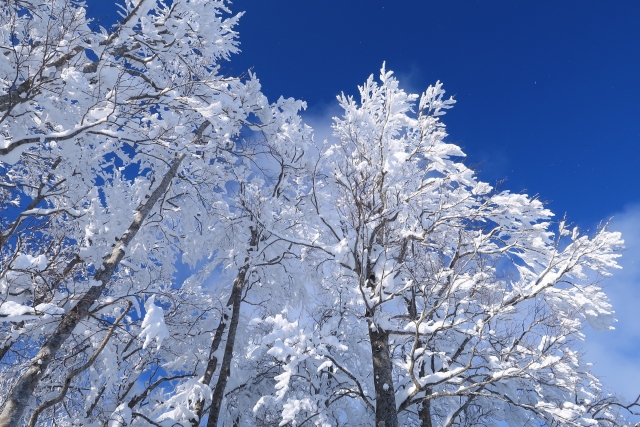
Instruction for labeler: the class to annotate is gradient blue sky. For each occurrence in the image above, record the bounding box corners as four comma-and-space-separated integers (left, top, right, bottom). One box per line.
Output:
85, 0, 640, 408
225, 0, 640, 227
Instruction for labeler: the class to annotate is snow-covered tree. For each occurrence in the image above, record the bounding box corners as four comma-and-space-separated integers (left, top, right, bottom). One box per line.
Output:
0, 0, 635, 425
253, 67, 633, 427
0, 0, 310, 425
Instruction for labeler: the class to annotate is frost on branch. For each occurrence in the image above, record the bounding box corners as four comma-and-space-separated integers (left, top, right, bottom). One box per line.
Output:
0, 0, 634, 425
249, 66, 631, 427
0, 0, 312, 424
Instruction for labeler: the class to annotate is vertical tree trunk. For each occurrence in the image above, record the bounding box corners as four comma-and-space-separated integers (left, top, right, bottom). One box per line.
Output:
205, 267, 246, 427
368, 326, 398, 427
416, 350, 433, 427
0, 153, 185, 427
418, 389, 433, 427
205, 227, 257, 427
190, 313, 229, 426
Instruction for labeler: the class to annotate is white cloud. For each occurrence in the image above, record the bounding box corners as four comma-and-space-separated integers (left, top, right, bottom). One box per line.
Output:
582, 204, 640, 408
301, 100, 342, 147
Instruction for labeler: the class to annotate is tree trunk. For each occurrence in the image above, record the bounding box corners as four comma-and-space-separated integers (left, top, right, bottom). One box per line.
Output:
190, 307, 228, 426
205, 228, 257, 427
27, 302, 131, 427
418, 390, 433, 427
416, 343, 433, 427
0, 153, 185, 427
205, 269, 246, 427
0, 254, 81, 364
368, 326, 398, 427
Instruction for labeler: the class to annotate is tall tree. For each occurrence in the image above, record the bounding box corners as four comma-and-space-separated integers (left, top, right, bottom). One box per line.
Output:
253, 67, 632, 427
0, 0, 635, 424
0, 0, 309, 425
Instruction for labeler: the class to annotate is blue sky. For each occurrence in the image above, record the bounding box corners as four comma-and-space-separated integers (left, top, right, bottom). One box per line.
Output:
86, 0, 640, 409
225, 0, 640, 227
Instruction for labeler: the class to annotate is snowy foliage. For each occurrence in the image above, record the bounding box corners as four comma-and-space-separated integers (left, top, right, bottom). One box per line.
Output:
0, 1, 636, 426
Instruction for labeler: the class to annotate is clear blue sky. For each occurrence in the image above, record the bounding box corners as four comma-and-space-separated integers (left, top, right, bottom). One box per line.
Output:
85, 0, 640, 407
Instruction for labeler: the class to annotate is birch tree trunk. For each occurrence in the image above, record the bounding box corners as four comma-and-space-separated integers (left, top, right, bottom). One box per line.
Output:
0, 153, 185, 427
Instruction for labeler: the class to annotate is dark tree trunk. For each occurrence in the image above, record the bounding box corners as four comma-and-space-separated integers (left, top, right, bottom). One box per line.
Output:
368, 326, 398, 427
418, 390, 433, 427
0, 153, 185, 427
205, 269, 246, 427
190, 313, 229, 426
206, 227, 257, 427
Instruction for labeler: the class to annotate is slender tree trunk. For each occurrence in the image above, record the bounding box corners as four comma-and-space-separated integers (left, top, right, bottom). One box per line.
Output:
205, 228, 257, 427
416, 340, 433, 427
0, 153, 185, 427
418, 389, 433, 427
205, 268, 246, 427
190, 310, 229, 426
413, 287, 432, 427
368, 325, 398, 427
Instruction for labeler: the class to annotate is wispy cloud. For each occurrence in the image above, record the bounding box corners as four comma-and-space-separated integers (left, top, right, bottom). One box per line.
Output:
582, 204, 640, 405
302, 100, 342, 147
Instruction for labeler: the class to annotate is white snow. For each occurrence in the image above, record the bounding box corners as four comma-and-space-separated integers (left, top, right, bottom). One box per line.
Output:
138, 295, 169, 350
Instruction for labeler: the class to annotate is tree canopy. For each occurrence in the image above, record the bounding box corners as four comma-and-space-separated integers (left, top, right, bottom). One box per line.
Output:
0, 0, 637, 426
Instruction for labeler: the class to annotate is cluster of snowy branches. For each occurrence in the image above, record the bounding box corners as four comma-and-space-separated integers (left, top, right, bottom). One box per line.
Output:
0, 0, 637, 426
